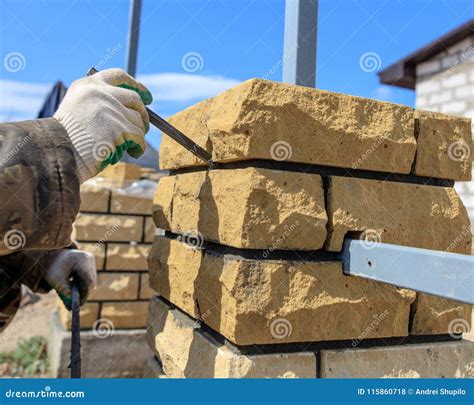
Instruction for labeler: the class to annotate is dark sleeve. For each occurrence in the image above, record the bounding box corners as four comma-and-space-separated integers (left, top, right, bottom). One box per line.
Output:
0, 118, 81, 255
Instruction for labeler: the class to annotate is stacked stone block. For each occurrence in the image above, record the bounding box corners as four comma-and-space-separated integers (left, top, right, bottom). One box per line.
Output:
147, 79, 473, 378
49, 165, 157, 377
56, 180, 155, 330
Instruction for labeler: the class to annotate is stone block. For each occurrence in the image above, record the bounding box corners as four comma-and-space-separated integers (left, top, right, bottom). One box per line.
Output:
110, 192, 153, 215
106, 243, 151, 271
144, 216, 155, 243
325, 175, 472, 335
79, 185, 110, 212
100, 162, 141, 183
89, 272, 139, 301
48, 310, 150, 378
57, 299, 99, 330
139, 273, 155, 300
414, 110, 471, 181
147, 296, 317, 378
410, 295, 472, 336
73, 213, 143, 242
101, 301, 148, 329
325, 176, 471, 253
153, 168, 327, 250
148, 236, 415, 345
321, 340, 474, 378
159, 79, 417, 175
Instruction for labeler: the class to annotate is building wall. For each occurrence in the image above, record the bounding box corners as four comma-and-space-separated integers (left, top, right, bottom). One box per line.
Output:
414, 35, 473, 229
415, 34, 473, 124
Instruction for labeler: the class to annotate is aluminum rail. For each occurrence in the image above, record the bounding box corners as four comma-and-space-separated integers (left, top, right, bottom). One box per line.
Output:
340, 239, 474, 305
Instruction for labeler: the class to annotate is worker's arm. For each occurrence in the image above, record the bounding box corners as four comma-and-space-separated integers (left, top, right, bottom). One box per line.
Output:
0, 68, 152, 326
0, 248, 96, 331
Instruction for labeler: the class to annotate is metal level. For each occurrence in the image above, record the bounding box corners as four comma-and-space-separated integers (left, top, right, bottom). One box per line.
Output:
340, 239, 474, 305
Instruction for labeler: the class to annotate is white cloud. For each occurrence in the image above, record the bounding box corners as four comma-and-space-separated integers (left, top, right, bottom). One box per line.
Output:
138, 73, 240, 102
373, 85, 394, 102
0, 79, 51, 122
0, 72, 240, 123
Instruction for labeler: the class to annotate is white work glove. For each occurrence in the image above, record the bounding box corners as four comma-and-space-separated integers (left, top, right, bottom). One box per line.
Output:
44, 249, 97, 309
54, 68, 153, 183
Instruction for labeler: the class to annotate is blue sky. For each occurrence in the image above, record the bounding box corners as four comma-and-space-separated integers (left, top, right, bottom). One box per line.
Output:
1, 0, 473, 150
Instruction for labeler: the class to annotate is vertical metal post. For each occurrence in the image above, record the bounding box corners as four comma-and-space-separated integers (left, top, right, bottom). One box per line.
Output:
282, 0, 318, 87
125, 0, 142, 77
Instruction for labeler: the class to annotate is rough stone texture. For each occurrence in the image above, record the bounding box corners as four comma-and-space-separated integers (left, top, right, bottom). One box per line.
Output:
80, 185, 110, 213
326, 176, 472, 253
148, 236, 415, 345
101, 301, 148, 329
100, 162, 141, 183
139, 273, 155, 300
110, 192, 153, 215
321, 340, 474, 378
73, 213, 143, 242
57, 300, 99, 329
144, 217, 155, 243
325, 175, 472, 335
49, 311, 150, 378
153, 168, 327, 250
414, 110, 472, 181
410, 295, 472, 336
76, 242, 105, 270
89, 273, 139, 301
160, 79, 417, 176
147, 296, 317, 378
106, 243, 151, 270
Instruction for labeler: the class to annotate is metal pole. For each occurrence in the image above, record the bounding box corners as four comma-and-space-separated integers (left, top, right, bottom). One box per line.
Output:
125, 0, 142, 77
282, 0, 318, 87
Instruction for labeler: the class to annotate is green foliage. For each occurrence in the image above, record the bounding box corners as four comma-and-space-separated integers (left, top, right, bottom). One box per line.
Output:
0, 336, 49, 377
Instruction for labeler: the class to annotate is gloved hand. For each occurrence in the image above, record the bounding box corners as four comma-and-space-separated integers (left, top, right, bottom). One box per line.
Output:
44, 249, 97, 309
54, 68, 153, 183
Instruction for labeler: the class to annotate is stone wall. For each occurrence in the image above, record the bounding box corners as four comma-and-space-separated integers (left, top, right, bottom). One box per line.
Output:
49, 165, 157, 378
57, 179, 155, 331
415, 34, 473, 130
414, 35, 473, 236
147, 79, 473, 378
